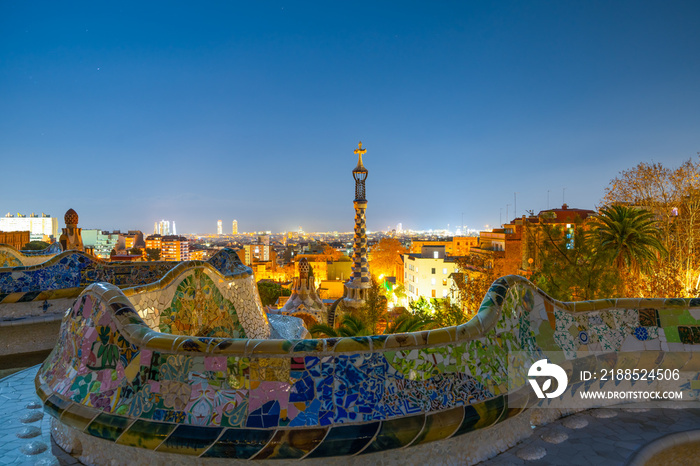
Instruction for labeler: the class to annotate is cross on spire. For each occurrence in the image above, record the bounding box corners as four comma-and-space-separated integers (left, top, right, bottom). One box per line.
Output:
354, 141, 366, 156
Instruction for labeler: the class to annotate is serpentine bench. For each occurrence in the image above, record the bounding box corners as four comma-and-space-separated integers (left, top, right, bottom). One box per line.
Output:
35, 275, 700, 464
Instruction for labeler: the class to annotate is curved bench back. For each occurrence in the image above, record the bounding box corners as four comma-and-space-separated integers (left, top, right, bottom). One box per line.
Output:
36, 275, 700, 459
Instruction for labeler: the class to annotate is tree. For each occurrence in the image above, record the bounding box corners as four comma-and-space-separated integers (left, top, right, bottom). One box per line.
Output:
408, 296, 433, 318
145, 248, 161, 261
321, 245, 343, 262
381, 282, 407, 309
595, 205, 666, 274
257, 282, 290, 307
357, 277, 388, 334
129, 247, 143, 256
601, 157, 700, 296
22, 241, 50, 251
309, 315, 371, 338
455, 255, 496, 313
529, 222, 620, 301
431, 298, 472, 327
383, 312, 436, 334
369, 238, 408, 279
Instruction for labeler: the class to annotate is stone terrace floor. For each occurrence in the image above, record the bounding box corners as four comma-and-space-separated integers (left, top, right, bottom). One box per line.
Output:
2, 366, 699, 465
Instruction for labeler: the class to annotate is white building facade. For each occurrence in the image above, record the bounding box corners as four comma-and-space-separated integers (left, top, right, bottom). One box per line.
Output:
0, 213, 59, 241
403, 245, 460, 303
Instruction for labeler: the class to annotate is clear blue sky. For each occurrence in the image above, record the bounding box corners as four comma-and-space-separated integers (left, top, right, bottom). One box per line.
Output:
1, 1, 699, 234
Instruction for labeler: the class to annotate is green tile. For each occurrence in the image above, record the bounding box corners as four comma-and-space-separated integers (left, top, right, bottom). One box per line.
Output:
60, 403, 97, 431
44, 394, 71, 420
410, 406, 463, 446
678, 315, 697, 325
116, 419, 176, 450
664, 327, 680, 343
86, 413, 134, 442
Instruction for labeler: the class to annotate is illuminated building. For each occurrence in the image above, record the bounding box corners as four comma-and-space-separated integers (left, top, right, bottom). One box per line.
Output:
403, 245, 460, 302
145, 234, 162, 253
121, 231, 145, 252
343, 142, 371, 308
232, 220, 238, 235
410, 236, 477, 256
217, 220, 223, 235
160, 235, 190, 261
0, 231, 30, 250
0, 212, 58, 241
82, 230, 120, 258
468, 203, 596, 277
240, 242, 275, 266
190, 249, 206, 261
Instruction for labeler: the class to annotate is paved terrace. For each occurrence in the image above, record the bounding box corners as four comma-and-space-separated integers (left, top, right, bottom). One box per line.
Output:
2, 366, 699, 465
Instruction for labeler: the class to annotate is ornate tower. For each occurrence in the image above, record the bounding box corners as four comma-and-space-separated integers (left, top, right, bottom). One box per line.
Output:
343, 141, 371, 308
59, 208, 84, 252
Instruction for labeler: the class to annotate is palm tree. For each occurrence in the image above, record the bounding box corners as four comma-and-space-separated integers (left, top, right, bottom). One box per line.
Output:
309, 314, 371, 338
595, 206, 667, 296
595, 205, 666, 275
383, 313, 436, 334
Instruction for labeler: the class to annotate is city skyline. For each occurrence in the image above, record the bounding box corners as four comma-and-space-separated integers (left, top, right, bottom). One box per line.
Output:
1, 2, 699, 234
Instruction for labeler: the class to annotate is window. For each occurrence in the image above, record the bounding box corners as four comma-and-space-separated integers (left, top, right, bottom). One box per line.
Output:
442, 279, 447, 286
431, 268, 436, 274
431, 289, 436, 298
433, 251, 438, 259
442, 289, 448, 298
431, 278, 436, 285
443, 268, 447, 274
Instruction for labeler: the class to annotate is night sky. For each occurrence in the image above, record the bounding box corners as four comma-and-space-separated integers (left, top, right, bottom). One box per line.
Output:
1, 1, 699, 234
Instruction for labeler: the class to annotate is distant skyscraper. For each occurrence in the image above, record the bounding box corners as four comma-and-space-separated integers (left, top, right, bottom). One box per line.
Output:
217, 220, 223, 235
232, 220, 238, 235
343, 141, 371, 309
397, 223, 403, 233
153, 220, 174, 236
172, 221, 177, 235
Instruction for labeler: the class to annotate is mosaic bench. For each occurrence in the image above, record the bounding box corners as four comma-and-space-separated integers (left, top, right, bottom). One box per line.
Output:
0, 242, 62, 267
0, 249, 255, 356
35, 275, 700, 464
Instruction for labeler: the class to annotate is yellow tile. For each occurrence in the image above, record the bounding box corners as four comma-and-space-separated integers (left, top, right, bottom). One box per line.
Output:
333, 337, 371, 353
427, 328, 453, 346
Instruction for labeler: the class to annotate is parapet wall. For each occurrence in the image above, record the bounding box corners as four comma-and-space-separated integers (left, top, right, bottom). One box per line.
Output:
0, 249, 263, 355
0, 242, 62, 267
35, 275, 700, 463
